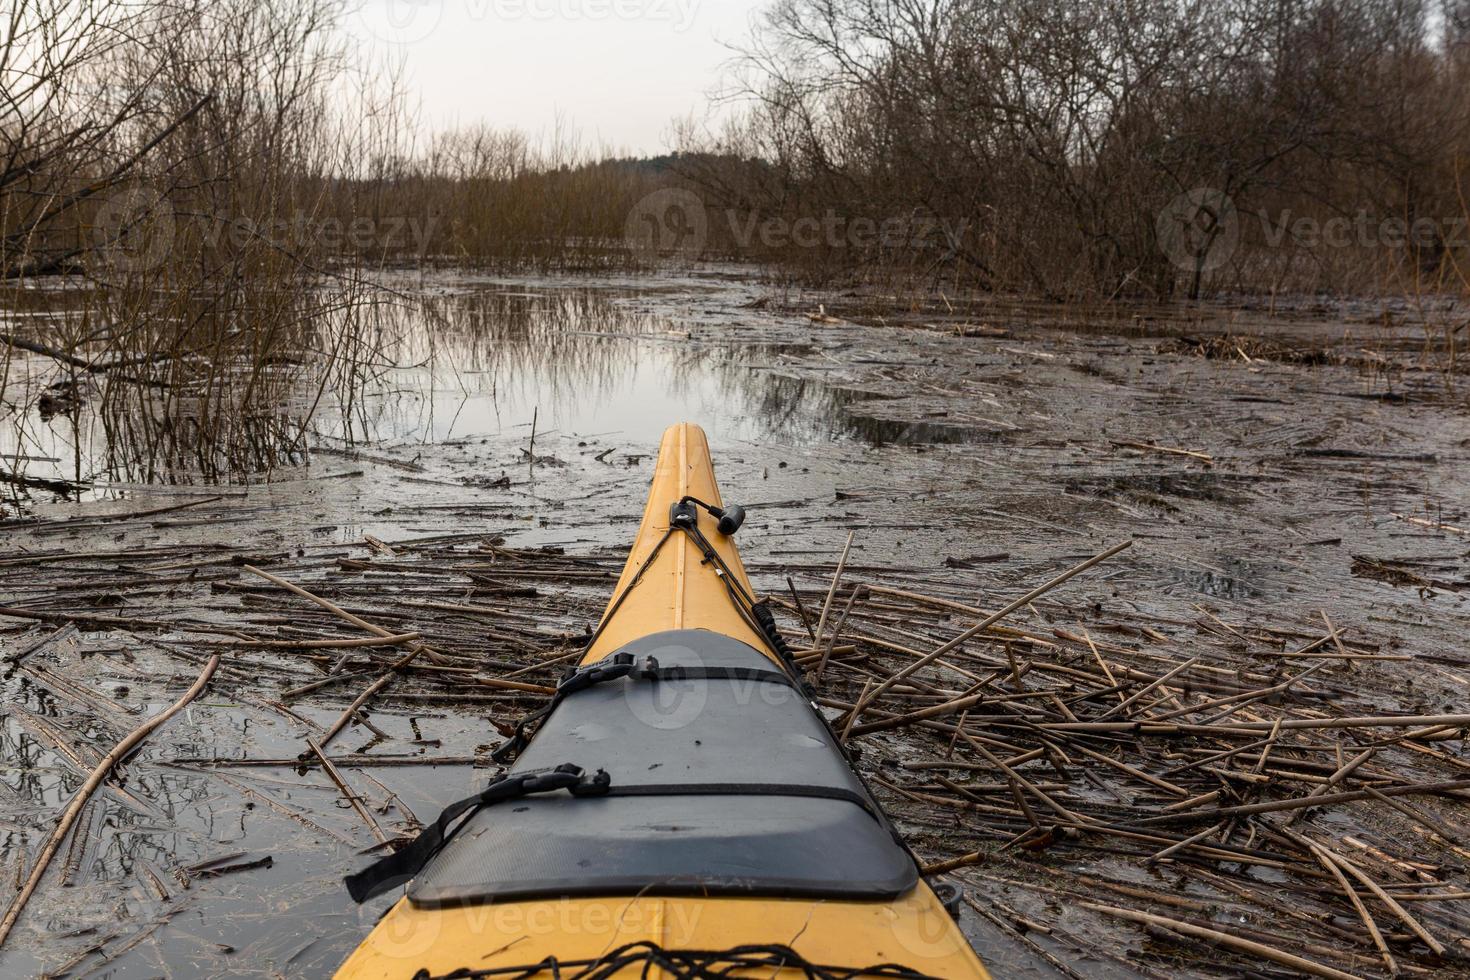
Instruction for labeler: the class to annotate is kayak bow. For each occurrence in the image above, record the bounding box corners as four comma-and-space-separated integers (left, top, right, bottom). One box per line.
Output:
336, 422, 989, 979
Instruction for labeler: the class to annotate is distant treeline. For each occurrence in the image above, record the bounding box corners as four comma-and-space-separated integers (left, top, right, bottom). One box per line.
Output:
4, 0, 1470, 302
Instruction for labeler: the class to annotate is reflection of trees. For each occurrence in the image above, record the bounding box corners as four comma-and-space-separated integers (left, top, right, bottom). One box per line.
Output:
83, 768, 223, 884
0, 719, 61, 834
324, 289, 889, 447
1, 699, 219, 882
312, 287, 664, 442
1, 298, 321, 489
3, 281, 919, 490
703, 370, 910, 445
4, 286, 652, 484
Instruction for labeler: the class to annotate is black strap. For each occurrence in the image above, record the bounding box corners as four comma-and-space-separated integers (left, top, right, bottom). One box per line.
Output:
344, 763, 610, 903
344, 774, 882, 903
588, 518, 797, 674
602, 782, 880, 821
647, 664, 798, 687
752, 600, 812, 694
491, 653, 799, 764
578, 528, 677, 652
491, 654, 639, 763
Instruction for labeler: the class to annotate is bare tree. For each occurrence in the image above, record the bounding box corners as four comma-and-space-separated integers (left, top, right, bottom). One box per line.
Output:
689, 0, 1470, 298
0, 1, 217, 278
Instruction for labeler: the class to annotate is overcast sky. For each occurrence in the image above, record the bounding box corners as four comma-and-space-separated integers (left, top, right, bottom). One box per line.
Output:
347, 0, 770, 155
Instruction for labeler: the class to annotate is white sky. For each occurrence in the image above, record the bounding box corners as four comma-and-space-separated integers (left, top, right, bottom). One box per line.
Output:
348, 0, 771, 155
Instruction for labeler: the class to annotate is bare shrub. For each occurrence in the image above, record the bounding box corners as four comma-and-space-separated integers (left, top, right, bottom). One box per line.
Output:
681, 0, 1470, 301
1, 0, 385, 485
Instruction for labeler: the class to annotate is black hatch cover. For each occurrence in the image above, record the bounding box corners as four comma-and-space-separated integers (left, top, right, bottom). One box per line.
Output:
408, 630, 919, 907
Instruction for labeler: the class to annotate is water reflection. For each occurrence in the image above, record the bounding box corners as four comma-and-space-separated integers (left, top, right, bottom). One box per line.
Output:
2, 281, 992, 509
312, 287, 907, 450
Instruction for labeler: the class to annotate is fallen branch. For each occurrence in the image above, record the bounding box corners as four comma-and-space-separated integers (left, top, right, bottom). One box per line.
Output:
1111, 441, 1214, 464
306, 738, 389, 846
243, 564, 447, 666
1, 623, 79, 665
0, 654, 220, 949
1082, 903, 1362, 980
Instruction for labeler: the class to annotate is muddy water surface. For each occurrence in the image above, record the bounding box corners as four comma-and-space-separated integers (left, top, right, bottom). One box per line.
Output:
2, 270, 1469, 978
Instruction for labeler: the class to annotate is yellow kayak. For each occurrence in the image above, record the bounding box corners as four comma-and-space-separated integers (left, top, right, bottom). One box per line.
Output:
336, 422, 990, 979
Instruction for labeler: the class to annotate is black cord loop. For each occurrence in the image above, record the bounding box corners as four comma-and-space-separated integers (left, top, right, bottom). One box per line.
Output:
408, 940, 943, 979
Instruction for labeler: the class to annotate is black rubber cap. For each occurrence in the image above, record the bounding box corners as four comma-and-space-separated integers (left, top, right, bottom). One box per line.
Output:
716, 504, 745, 535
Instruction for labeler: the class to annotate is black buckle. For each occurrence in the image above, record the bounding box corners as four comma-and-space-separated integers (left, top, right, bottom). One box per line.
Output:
489, 763, 610, 800
507, 763, 583, 793
558, 653, 636, 693
931, 881, 964, 919
344, 762, 611, 902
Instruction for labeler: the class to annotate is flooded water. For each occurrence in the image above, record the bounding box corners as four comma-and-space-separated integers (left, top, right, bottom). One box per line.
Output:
314, 286, 799, 447
3, 275, 987, 509
3, 269, 1469, 979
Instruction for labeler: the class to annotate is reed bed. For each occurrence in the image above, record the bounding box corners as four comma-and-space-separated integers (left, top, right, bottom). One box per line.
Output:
2, 510, 1467, 975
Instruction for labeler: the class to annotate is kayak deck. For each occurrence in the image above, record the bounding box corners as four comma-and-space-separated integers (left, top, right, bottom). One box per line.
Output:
335, 424, 989, 979
582, 421, 769, 662
408, 629, 917, 907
